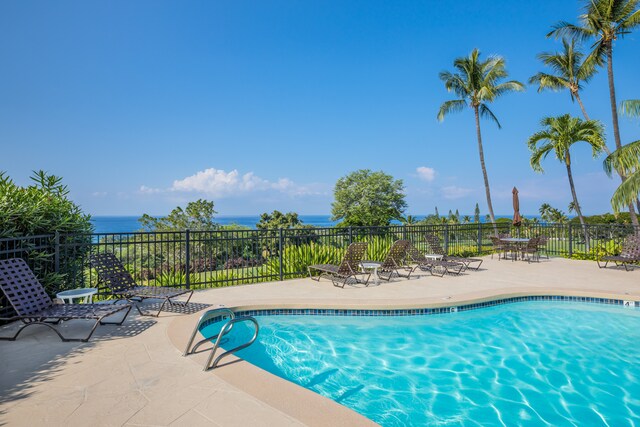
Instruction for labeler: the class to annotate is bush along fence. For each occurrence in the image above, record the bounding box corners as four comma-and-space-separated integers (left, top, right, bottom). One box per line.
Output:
1, 222, 638, 319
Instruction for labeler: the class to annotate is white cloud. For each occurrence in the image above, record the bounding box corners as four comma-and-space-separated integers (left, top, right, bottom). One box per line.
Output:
416, 166, 436, 182
91, 191, 108, 197
140, 168, 326, 198
441, 185, 474, 200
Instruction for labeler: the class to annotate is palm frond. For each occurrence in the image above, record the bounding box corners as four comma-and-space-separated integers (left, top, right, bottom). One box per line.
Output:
620, 99, 640, 117
611, 170, 640, 213
478, 104, 501, 128
604, 140, 640, 176
548, 22, 592, 40
437, 99, 467, 122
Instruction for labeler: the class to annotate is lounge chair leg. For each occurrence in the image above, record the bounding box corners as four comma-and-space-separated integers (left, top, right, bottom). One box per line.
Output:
100, 304, 132, 326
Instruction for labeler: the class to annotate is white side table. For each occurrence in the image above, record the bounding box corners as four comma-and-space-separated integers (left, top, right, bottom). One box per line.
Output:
424, 254, 444, 261
56, 288, 98, 304
360, 261, 382, 285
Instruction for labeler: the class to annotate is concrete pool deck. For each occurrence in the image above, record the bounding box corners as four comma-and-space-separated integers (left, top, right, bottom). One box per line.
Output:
1, 256, 639, 426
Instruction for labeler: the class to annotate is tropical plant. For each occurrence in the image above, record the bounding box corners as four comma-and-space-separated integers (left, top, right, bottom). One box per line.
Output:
549, 0, 640, 224
0, 171, 92, 293
474, 203, 480, 223
398, 215, 419, 225
604, 140, 640, 213
528, 115, 606, 248
331, 169, 407, 227
621, 99, 640, 117
438, 49, 525, 229
529, 38, 598, 121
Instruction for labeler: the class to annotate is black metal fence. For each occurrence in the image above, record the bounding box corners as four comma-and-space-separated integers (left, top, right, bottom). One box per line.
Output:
1, 222, 638, 316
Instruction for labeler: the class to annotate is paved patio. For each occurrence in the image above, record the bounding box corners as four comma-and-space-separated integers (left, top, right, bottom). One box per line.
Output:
1, 257, 639, 426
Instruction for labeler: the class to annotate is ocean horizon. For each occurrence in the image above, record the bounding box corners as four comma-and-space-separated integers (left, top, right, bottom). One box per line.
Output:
90, 214, 540, 234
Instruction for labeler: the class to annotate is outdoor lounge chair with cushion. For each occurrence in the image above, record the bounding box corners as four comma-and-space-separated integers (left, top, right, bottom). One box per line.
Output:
424, 232, 483, 270
597, 234, 640, 271
308, 242, 369, 288
90, 252, 194, 317
376, 240, 413, 281
0, 258, 132, 342
407, 245, 465, 277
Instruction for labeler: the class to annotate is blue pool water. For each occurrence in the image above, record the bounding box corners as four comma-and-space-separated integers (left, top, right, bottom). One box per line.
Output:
202, 302, 640, 426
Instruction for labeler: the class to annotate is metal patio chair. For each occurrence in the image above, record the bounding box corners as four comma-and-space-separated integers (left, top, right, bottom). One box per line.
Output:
597, 234, 640, 271
424, 232, 483, 270
407, 245, 465, 277
0, 258, 132, 342
90, 252, 194, 317
308, 242, 369, 288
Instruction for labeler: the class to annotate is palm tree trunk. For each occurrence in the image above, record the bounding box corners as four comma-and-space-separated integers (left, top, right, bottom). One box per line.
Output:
474, 106, 497, 234
565, 153, 589, 251
605, 43, 639, 227
575, 92, 591, 122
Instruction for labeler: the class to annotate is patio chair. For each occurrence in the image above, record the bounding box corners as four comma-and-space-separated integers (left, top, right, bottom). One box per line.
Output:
90, 252, 194, 317
597, 234, 640, 271
535, 235, 549, 259
377, 240, 413, 281
424, 233, 483, 270
0, 258, 132, 342
308, 242, 369, 288
489, 236, 507, 260
520, 236, 541, 263
406, 245, 464, 277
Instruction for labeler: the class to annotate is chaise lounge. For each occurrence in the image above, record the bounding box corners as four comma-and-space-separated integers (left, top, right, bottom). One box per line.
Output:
90, 252, 194, 317
424, 232, 483, 270
597, 234, 640, 271
308, 242, 369, 287
0, 258, 132, 342
407, 245, 465, 277
377, 240, 413, 281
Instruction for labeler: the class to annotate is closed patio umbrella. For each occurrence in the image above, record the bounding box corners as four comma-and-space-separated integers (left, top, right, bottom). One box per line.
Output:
512, 187, 522, 226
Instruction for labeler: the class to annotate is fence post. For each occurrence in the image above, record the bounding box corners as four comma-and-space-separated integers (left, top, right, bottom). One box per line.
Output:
54, 231, 60, 273
568, 223, 573, 258
477, 222, 482, 255
278, 228, 284, 281
444, 224, 449, 255
185, 229, 191, 289
348, 226, 353, 244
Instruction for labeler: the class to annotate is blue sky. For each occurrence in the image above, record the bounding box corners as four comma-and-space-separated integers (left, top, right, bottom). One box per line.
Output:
1, 0, 639, 217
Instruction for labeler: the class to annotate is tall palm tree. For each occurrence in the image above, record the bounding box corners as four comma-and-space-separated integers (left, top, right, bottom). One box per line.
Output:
529, 38, 598, 123
604, 140, 640, 214
438, 49, 524, 231
528, 115, 607, 249
604, 99, 640, 215
549, 0, 640, 224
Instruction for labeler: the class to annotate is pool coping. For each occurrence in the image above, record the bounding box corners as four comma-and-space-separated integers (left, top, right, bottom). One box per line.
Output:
167, 288, 640, 426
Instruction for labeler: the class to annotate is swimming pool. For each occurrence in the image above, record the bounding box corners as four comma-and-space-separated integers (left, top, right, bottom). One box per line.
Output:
202, 302, 640, 426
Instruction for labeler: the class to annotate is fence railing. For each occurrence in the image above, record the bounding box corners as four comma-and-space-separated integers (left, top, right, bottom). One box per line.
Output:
1, 222, 638, 317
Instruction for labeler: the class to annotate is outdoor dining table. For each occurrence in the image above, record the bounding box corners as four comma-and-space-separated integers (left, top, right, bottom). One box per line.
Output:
499, 237, 530, 260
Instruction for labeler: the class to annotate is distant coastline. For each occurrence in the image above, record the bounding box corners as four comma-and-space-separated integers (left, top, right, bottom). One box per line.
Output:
90, 215, 542, 234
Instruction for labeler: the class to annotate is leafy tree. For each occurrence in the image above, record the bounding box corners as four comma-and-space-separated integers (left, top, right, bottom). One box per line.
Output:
331, 170, 407, 227
462, 215, 472, 224
549, 0, 640, 224
529, 38, 598, 121
256, 211, 303, 230
0, 171, 92, 292
434, 207, 440, 220
474, 203, 480, 223
438, 49, 525, 228
539, 203, 569, 223
528, 115, 606, 247
139, 199, 218, 231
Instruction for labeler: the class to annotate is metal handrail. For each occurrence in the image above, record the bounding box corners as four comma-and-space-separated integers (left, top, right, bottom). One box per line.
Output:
204, 316, 259, 371
183, 307, 235, 356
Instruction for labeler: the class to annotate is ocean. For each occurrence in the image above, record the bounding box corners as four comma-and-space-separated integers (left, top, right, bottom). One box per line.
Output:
90, 215, 338, 233
90, 214, 534, 233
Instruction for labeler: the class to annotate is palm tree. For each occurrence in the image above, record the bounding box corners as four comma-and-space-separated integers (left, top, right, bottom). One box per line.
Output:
539, 203, 555, 223
528, 115, 607, 249
438, 49, 524, 231
399, 215, 418, 226
549, 0, 640, 225
530, 38, 598, 122
604, 99, 640, 215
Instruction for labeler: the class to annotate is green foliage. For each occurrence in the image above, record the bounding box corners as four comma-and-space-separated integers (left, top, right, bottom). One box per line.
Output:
569, 212, 632, 225
0, 171, 92, 237
257, 211, 302, 229
153, 269, 198, 287
0, 171, 92, 293
570, 240, 622, 261
331, 169, 407, 227
539, 203, 569, 224
139, 199, 218, 231
265, 242, 346, 277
